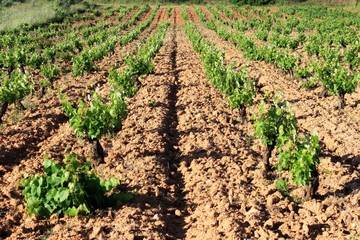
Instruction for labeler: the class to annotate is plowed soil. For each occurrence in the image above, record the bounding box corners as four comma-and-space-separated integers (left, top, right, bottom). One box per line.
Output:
0, 5, 359, 240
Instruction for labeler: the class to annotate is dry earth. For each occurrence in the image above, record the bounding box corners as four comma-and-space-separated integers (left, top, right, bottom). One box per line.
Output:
0, 5, 359, 240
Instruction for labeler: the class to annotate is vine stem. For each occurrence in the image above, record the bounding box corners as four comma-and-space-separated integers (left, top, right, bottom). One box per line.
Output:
0, 102, 9, 124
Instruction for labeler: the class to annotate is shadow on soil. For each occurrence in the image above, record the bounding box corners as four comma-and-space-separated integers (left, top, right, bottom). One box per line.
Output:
308, 224, 330, 240
0, 113, 67, 168
318, 149, 360, 199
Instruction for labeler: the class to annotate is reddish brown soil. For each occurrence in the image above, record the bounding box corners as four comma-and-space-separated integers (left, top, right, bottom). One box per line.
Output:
200, 5, 213, 21
20, 6, 153, 100
170, 6, 184, 26
215, 7, 232, 23
187, 6, 199, 23
230, 7, 247, 20
228, 6, 318, 67
0, 5, 359, 240
0, 5, 166, 162
0, 7, 167, 239
195, 18, 360, 239
246, 7, 264, 19
159, 6, 168, 22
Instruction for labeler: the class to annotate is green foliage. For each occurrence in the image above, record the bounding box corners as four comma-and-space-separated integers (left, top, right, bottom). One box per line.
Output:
117, 5, 137, 21
14, 47, 26, 66
269, 33, 302, 50
278, 134, 320, 186
318, 62, 359, 97
207, 5, 222, 22
194, 5, 207, 22
295, 65, 311, 79
216, 4, 234, 19
125, 56, 154, 76
274, 52, 296, 73
166, 6, 173, 18
184, 19, 255, 113
40, 64, 60, 82
119, 4, 150, 30
253, 98, 321, 187
181, 5, 189, 21
73, 35, 117, 76
108, 20, 170, 99
2, 51, 16, 71
0, 71, 32, 104
305, 37, 321, 56
62, 91, 126, 140
253, 99, 297, 147
227, 79, 256, 109
65, 18, 168, 145
72, 51, 96, 77
43, 46, 57, 63
137, 21, 169, 63
56, 0, 83, 12
21, 153, 131, 218
27, 52, 45, 69
202, 11, 297, 75
344, 46, 360, 71
255, 29, 269, 41
204, 3, 358, 103
108, 70, 136, 97
72, 5, 159, 77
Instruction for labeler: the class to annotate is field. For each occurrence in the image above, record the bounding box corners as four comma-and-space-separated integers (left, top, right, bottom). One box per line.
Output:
0, 2, 359, 239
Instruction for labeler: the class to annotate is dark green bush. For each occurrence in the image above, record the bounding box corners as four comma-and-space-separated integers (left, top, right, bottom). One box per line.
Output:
0, 0, 26, 7
56, 0, 82, 10
229, 0, 275, 5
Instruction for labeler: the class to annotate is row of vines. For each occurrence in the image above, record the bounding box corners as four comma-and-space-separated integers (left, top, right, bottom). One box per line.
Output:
183, 6, 325, 200
0, 2, 359, 221
0, 4, 173, 218
199, 4, 359, 109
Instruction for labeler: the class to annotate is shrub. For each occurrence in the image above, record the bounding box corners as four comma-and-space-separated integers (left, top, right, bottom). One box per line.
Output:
229, 0, 275, 5
21, 153, 131, 218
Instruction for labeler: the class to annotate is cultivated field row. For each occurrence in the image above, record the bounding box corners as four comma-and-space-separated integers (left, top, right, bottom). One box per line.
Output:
0, 4, 359, 239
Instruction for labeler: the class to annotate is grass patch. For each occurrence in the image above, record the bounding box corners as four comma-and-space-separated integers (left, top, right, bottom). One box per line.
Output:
0, 0, 56, 31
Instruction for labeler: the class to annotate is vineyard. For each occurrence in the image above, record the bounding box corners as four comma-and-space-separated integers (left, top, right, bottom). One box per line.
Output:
0, 2, 359, 239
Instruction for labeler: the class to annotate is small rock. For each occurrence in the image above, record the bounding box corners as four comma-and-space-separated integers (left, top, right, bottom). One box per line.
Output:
288, 202, 295, 212
302, 223, 309, 234
206, 202, 214, 210
264, 219, 274, 228
246, 207, 260, 216
108, 210, 114, 219
52, 224, 62, 233
316, 213, 328, 222
175, 210, 182, 217
267, 192, 281, 206
228, 189, 233, 205
256, 227, 269, 238
351, 222, 358, 230
279, 222, 291, 237
89, 226, 103, 239
298, 208, 312, 218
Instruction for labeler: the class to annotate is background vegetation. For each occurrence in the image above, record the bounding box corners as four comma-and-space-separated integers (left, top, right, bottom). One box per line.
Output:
0, 0, 359, 31
0, 0, 56, 31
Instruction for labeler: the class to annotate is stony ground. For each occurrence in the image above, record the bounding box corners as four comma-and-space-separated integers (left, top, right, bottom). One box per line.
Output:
0, 6, 359, 240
